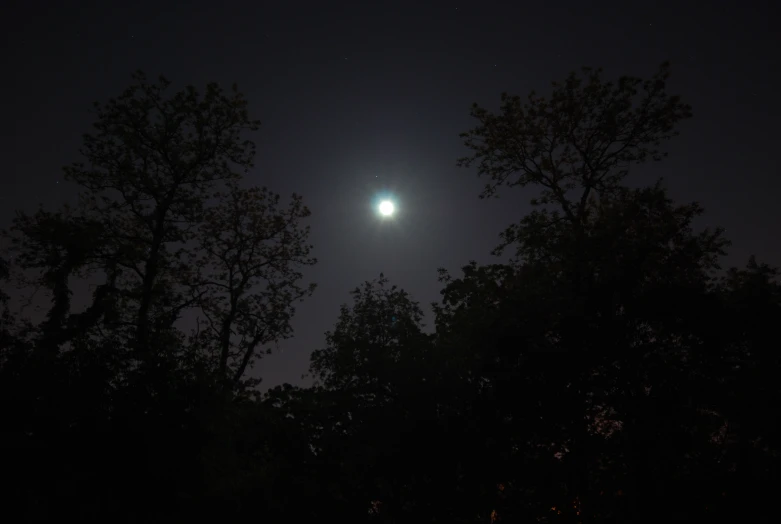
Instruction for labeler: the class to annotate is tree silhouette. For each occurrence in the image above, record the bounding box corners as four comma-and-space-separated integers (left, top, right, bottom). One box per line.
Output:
4, 72, 315, 385
310, 274, 430, 394
62, 72, 260, 355
440, 62, 781, 522
0, 72, 317, 521
194, 182, 316, 389
1, 64, 779, 523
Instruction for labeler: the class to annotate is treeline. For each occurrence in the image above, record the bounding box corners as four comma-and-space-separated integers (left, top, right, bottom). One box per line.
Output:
1, 65, 779, 523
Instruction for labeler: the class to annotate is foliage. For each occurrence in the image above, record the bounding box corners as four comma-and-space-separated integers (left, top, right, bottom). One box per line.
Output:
62, 71, 261, 353
458, 62, 692, 204
1, 64, 780, 523
0, 72, 316, 521
194, 182, 316, 388
310, 274, 431, 394
3, 72, 314, 384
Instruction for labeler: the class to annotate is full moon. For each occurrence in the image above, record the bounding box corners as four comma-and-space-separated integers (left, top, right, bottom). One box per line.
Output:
379, 200, 395, 216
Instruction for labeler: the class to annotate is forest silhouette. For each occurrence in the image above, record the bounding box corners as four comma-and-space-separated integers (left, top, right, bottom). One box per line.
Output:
1, 64, 778, 523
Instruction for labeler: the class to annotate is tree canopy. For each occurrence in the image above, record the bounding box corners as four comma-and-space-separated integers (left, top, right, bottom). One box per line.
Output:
1, 65, 779, 523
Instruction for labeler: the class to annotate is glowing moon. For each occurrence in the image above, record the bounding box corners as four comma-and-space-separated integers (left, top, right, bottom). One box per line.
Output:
379, 200, 395, 216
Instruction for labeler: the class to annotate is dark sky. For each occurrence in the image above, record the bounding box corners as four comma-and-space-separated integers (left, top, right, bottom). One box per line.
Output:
2, 0, 779, 388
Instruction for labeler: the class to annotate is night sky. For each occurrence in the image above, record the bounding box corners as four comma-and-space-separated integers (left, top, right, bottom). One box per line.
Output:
3, 0, 779, 389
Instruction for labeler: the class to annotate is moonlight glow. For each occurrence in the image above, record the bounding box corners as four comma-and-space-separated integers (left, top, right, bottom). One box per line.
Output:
379, 200, 395, 216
